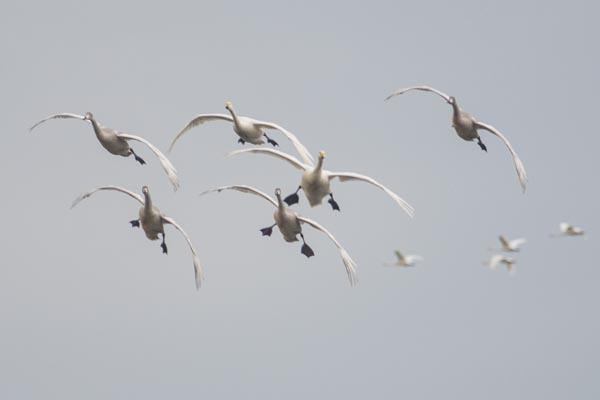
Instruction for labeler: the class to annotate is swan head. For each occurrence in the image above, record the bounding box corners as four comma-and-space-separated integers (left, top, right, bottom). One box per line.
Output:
224, 101, 233, 110
318, 150, 326, 160
274, 188, 282, 198
142, 186, 149, 195
83, 112, 94, 121
448, 96, 456, 105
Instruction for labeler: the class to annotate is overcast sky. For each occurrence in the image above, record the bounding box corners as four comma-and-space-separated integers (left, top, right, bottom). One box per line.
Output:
1, 1, 598, 399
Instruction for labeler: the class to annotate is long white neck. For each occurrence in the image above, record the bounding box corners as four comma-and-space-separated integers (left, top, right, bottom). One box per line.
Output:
89, 117, 103, 139
276, 193, 285, 211
227, 107, 240, 127
450, 100, 461, 118
143, 191, 153, 212
314, 156, 325, 172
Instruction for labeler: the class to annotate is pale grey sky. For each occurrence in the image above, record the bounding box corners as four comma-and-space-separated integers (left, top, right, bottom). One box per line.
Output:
1, 1, 598, 399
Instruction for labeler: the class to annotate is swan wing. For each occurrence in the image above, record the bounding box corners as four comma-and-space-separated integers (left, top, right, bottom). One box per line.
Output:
168, 114, 233, 152
228, 148, 310, 171
29, 113, 86, 132
70, 185, 144, 209
118, 133, 180, 191
199, 185, 277, 208
394, 250, 406, 263
253, 121, 315, 165
297, 215, 358, 286
474, 121, 528, 192
161, 215, 203, 290
328, 171, 414, 217
385, 86, 451, 103
509, 238, 527, 249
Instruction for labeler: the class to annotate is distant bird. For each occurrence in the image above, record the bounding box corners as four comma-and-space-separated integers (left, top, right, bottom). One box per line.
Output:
199, 185, 358, 286
484, 254, 516, 275
228, 148, 414, 217
168, 101, 314, 164
498, 235, 527, 252
71, 185, 203, 289
384, 250, 423, 267
555, 222, 586, 237
30, 112, 179, 191
385, 85, 527, 192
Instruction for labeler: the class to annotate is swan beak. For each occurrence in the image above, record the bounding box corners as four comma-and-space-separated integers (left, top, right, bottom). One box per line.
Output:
319, 151, 326, 159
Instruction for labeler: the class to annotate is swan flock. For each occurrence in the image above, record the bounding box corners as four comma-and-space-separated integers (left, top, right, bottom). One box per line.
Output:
30, 87, 581, 289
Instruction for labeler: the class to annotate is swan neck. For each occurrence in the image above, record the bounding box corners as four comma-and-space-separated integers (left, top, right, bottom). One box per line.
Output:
315, 156, 325, 172
143, 191, 153, 211
89, 118, 103, 138
276, 194, 285, 210
451, 101, 461, 117
227, 107, 240, 126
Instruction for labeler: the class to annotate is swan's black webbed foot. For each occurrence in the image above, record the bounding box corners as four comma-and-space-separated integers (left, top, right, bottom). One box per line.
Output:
130, 219, 140, 228
264, 134, 279, 147
300, 233, 314, 258
477, 137, 488, 152
260, 224, 276, 236
160, 233, 168, 254
327, 193, 340, 211
130, 149, 146, 165
284, 186, 301, 206
238, 138, 246, 144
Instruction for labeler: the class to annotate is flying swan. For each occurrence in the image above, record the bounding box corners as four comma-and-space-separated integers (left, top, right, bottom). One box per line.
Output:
71, 185, 203, 289
228, 148, 414, 217
385, 85, 527, 192
199, 185, 358, 286
384, 250, 423, 267
497, 235, 527, 252
484, 254, 516, 275
30, 112, 180, 191
168, 101, 314, 165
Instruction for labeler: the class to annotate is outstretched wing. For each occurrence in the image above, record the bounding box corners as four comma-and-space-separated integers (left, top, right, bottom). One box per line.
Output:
70, 185, 144, 209
385, 86, 452, 103
29, 113, 86, 132
394, 250, 406, 263
117, 133, 180, 191
228, 148, 310, 171
498, 235, 510, 248
328, 171, 414, 217
474, 121, 528, 192
253, 121, 315, 165
161, 215, 204, 290
297, 215, 358, 286
168, 114, 233, 152
509, 238, 527, 249
487, 254, 504, 269
405, 255, 423, 265
199, 185, 277, 208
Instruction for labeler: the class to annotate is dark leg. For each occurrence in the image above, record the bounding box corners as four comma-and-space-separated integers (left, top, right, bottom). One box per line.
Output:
130, 219, 140, 228
130, 148, 146, 165
160, 233, 168, 254
238, 138, 246, 144
300, 233, 315, 258
327, 193, 340, 211
264, 133, 279, 147
284, 186, 301, 206
260, 223, 276, 237
476, 137, 487, 152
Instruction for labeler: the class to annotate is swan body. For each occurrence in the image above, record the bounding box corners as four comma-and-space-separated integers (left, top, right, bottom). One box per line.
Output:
71, 185, 203, 289
385, 250, 423, 267
485, 254, 516, 275
200, 185, 358, 286
29, 112, 180, 191
228, 148, 414, 217
559, 222, 585, 236
498, 235, 527, 252
169, 102, 314, 165
386, 85, 528, 192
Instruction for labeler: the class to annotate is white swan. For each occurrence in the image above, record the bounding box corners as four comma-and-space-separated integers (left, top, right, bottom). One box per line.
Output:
168, 101, 314, 165
71, 185, 203, 289
384, 250, 423, 267
484, 254, 516, 275
498, 235, 527, 252
386, 86, 528, 192
199, 185, 358, 286
30, 112, 180, 191
228, 148, 414, 217
556, 222, 585, 237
